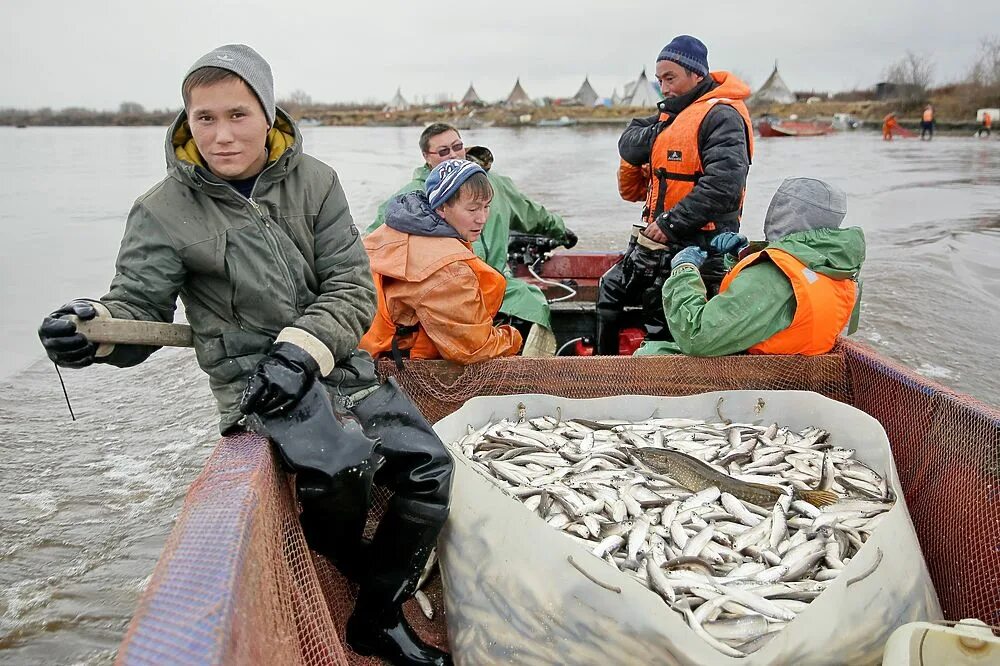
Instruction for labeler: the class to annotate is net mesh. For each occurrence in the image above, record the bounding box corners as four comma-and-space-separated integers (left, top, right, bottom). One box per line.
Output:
116, 340, 1000, 664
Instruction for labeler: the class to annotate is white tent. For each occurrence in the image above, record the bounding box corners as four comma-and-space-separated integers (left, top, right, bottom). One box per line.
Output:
385, 86, 409, 111
504, 78, 533, 107
619, 69, 660, 107
749, 63, 796, 105
571, 76, 600, 106
460, 83, 484, 106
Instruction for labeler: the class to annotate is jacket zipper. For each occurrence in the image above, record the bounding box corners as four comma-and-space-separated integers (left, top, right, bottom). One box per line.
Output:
246, 192, 299, 317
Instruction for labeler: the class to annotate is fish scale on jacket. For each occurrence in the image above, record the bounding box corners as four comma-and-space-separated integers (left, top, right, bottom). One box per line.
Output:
98, 107, 376, 433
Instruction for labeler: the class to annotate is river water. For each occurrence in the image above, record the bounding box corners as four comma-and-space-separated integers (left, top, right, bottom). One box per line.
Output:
1, 125, 998, 663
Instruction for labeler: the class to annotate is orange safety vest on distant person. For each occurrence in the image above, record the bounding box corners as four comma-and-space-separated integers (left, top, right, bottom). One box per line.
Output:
985, 113, 993, 128
720, 248, 857, 355
360, 250, 509, 362
922, 108, 934, 122
621, 72, 754, 231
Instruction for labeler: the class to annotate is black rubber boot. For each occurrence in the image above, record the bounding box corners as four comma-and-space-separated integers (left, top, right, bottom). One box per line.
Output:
596, 259, 631, 356
595, 307, 622, 355
349, 379, 453, 510
251, 380, 380, 583
297, 477, 372, 583
346, 497, 451, 666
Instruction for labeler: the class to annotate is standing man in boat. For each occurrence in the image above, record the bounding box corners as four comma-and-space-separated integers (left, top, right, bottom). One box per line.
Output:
597, 35, 753, 354
921, 104, 935, 140
37, 44, 453, 666
639, 177, 864, 357
367, 123, 577, 355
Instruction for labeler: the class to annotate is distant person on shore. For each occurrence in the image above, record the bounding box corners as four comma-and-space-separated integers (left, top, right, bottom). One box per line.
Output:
882, 112, 899, 140
36, 44, 453, 666
600, 34, 753, 354
360, 159, 522, 365
921, 105, 934, 140
978, 111, 992, 137
367, 122, 577, 355
637, 177, 864, 357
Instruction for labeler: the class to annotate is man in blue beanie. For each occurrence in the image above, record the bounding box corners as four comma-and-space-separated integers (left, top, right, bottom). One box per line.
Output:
596, 34, 754, 354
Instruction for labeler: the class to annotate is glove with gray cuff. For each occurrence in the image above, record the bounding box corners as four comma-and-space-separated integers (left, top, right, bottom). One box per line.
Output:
240, 341, 322, 417
670, 246, 708, 272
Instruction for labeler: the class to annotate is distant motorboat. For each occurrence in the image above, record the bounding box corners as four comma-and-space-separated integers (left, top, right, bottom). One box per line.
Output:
537, 115, 577, 127
757, 116, 835, 137
832, 113, 863, 130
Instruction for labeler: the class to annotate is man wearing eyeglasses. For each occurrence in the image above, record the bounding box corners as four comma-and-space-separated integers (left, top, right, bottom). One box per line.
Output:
367, 123, 577, 354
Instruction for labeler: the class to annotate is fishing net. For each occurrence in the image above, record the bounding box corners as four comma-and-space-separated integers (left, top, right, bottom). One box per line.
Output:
116, 339, 999, 665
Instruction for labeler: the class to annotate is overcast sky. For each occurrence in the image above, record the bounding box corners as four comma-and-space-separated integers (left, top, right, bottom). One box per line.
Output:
2, 0, 992, 110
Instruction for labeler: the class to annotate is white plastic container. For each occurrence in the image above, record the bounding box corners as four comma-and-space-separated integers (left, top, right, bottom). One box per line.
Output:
434, 391, 942, 665
882, 619, 1000, 665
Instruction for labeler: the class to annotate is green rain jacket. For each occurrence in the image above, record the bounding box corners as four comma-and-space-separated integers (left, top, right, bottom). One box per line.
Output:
97, 108, 376, 432
635, 227, 865, 357
367, 164, 569, 328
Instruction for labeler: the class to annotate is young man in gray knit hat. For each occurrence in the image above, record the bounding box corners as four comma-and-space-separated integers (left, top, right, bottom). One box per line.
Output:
638, 177, 865, 357
38, 44, 454, 666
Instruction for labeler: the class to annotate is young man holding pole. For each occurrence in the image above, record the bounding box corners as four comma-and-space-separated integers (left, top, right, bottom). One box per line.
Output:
37, 44, 452, 666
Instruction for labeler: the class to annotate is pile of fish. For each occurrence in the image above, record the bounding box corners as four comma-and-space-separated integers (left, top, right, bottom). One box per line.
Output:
448, 413, 895, 657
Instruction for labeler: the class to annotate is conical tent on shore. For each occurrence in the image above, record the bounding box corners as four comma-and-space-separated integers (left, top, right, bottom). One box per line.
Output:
385, 86, 409, 111
571, 76, 600, 106
460, 83, 484, 106
504, 78, 533, 107
749, 63, 796, 105
618, 68, 660, 107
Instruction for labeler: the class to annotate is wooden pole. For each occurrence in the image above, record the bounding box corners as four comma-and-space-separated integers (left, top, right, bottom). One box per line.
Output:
69, 316, 194, 348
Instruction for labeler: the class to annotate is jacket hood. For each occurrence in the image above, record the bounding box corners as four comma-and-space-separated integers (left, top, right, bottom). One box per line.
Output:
364, 225, 474, 283
768, 227, 865, 280
164, 105, 301, 188
384, 191, 463, 239
705, 71, 751, 101
764, 177, 847, 241
657, 71, 750, 116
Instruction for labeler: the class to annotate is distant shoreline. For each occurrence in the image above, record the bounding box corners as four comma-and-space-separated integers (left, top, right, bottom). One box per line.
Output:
2, 98, 990, 130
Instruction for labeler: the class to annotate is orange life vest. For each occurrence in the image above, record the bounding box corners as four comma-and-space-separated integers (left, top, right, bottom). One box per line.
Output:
643, 72, 754, 230
985, 113, 993, 128
922, 108, 934, 122
360, 253, 507, 361
720, 248, 857, 355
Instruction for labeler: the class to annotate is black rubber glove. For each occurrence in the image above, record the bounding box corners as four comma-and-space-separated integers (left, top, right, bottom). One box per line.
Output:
561, 228, 579, 249
240, 342, 321, 417
38, 300, 100, 369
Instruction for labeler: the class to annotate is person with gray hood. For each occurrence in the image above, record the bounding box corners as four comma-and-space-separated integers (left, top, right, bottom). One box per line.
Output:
37, 44, 454, 666
636, 177, 864, 357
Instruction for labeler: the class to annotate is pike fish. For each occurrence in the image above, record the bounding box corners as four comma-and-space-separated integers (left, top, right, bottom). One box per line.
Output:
631, 447, 838, 508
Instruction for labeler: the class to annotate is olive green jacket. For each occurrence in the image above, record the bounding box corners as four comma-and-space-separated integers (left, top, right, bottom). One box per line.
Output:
367, 164, 569, 328
98, 108, 376, 432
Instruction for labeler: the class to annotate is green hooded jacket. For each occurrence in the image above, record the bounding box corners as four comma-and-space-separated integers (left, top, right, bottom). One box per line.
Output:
635, 227, 865, 357
98, 108, 376, 432
367, 164, 569, 328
